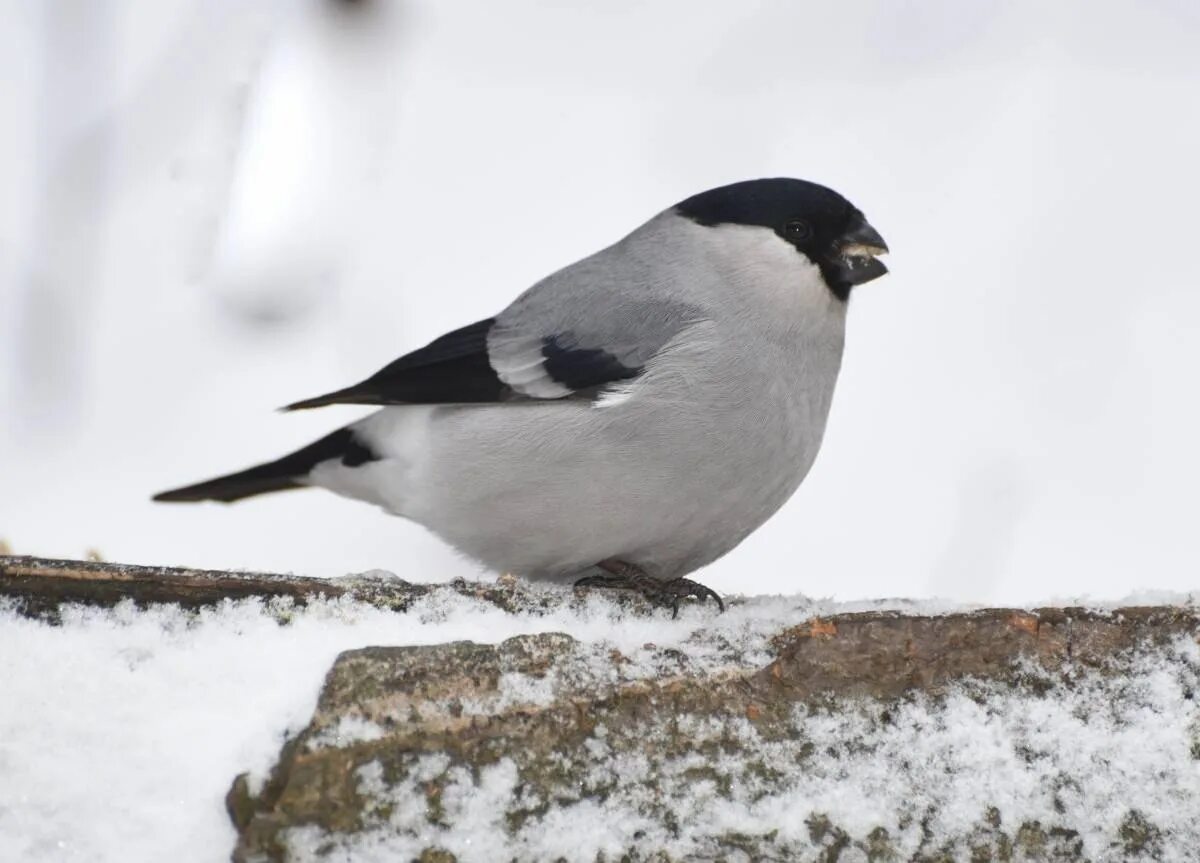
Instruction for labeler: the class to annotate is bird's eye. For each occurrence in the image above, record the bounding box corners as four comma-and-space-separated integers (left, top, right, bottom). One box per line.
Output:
784, 219, 812, 240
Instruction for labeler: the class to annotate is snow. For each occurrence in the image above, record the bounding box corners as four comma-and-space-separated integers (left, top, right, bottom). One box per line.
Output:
287, 635, 1200, 862
2, 587, 1198, 861
0, 588, 803, 862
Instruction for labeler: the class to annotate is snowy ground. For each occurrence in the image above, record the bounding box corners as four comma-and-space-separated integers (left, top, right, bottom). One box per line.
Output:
1, 586, 1197, 862
0, 587, 809, 862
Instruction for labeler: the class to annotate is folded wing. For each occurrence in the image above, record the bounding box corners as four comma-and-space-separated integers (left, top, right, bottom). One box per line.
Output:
284, 277, 703, 411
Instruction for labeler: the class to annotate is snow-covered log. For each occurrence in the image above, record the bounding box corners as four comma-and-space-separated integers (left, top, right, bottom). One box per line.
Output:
229, 605, 1200, 861
0, 555, 539, 619
3, 556, 1198, 861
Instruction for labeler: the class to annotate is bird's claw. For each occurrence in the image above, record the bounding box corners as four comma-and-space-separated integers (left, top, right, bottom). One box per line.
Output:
574, 565, 725, 618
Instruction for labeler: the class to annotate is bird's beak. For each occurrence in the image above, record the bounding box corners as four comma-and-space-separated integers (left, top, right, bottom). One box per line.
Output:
833, 216, 889, 286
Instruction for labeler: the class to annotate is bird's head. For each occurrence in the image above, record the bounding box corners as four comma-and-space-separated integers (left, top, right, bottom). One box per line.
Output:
675, 178, 888, 302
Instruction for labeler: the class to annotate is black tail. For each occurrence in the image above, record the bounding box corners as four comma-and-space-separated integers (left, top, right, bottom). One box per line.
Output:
153, 428, 379, 504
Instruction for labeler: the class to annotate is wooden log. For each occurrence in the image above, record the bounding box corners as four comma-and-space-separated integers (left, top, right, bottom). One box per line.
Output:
0, 555, 429, 618
0, 555, 598, 619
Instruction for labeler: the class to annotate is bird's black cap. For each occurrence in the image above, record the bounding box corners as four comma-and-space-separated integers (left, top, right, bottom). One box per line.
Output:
676, 178, 854, 230
675, 178, 888, 300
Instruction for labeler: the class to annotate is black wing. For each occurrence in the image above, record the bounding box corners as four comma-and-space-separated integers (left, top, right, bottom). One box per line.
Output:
283, 317, 642, 411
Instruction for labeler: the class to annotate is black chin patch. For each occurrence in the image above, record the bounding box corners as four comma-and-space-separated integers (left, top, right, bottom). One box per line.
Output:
821, 256, 888, 302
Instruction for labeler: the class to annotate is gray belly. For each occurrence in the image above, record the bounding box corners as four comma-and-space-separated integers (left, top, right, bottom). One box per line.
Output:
407, 382, 832, 581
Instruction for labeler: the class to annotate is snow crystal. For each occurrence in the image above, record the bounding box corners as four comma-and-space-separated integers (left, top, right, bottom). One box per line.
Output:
308, 715, 388, 750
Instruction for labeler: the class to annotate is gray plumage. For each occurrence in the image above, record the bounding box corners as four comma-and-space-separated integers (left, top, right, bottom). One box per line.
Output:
155, 178, 888, 590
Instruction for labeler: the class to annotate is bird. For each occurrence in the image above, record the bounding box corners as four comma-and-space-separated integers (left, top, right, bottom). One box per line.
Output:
154, 178, 888, 613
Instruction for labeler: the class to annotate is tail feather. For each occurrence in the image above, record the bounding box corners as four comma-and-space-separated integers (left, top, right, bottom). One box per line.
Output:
281, 385, 386, 412
153, 427, 377, 504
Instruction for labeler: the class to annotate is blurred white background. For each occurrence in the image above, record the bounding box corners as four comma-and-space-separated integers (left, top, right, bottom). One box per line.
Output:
2, 0, 1198, 603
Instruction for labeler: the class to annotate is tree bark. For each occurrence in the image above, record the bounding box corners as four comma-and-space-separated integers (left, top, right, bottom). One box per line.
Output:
0, 555, 544, 619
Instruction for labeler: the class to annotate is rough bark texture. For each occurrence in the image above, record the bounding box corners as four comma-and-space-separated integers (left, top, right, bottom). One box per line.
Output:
0, 555, 561, 620
231, 607, 1200, 862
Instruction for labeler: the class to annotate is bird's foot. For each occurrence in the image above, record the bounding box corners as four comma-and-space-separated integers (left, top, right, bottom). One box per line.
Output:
574, 560, 724, 618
